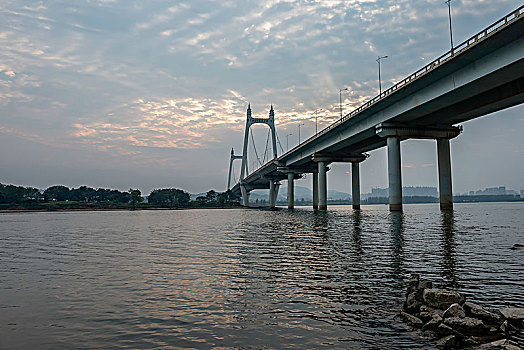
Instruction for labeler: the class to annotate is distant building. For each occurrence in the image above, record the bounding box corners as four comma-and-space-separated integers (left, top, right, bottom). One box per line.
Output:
367, 186, 438, 198
371, 187, 389, 197
403, 186, 438, 197
475, 186, 507, 195
521, 190, 524, 199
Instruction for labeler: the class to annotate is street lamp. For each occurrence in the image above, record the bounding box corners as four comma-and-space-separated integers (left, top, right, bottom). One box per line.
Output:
376, 55, 388, 95
339, 87, 348, 119
315, 108, 323, 134
445, 0, 454, 55
285, 133, 293, 151
298, 123, 305, 143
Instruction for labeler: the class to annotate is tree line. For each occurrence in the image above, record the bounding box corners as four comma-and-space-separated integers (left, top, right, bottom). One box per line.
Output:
0, 183, 239, 210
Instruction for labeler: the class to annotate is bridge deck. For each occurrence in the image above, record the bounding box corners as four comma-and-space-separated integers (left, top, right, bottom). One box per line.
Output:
232, 6, 524, 195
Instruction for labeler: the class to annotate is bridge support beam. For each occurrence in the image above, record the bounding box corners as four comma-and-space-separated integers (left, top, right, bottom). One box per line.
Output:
312, 172, 319, 209
240, 184, 250, 207
269, 181, 280, 208
437, 139, 453, 210
377, 123, 462, 212
318, 161, 327, 210
352, 162, 360, 210
287, 173, 295, 209
387, 136, 403, 211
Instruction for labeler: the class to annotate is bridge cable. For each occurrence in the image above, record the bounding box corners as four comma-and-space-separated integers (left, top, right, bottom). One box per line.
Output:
262, 129, 270, 163
250, 128, 264, 167
275, 131, 285, 154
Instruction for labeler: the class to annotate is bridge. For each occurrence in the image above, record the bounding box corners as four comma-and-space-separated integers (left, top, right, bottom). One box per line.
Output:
227, 6, 524, 211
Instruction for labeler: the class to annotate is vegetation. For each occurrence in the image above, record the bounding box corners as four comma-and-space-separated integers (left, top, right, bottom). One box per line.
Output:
0, 183, 240, 211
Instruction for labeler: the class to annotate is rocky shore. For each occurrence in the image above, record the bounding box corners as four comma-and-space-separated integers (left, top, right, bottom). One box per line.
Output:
401, 274, 524, 349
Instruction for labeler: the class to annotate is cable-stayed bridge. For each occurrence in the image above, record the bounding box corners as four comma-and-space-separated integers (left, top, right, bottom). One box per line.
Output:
227, 6, 524, 211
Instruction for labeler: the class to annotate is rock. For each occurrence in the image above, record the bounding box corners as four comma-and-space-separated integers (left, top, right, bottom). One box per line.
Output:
464, 302, 501, 325
419, 305, 444, 323
420, 305, 444, 317
437, 323, 459, 336
499, 320, 520, 334
443, 303, 466, 319
416, 279, 433, 301
418, 279, 433, 290
499, 307, 524, 321
435, 335, 461, 348
401, 311, 424, 327
510, 243, 524, 250
423, 289, 462, 310
478, 339, 522, 350
422, 314, 443, 332
406, 273, 420, 296
500, 320, 509, 334
444, 316, 485, 335
405, 292, 421, 314
419, 311, 436, 322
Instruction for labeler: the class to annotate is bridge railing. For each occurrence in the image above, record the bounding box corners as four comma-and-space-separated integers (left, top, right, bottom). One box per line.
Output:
277, 5, 523, 161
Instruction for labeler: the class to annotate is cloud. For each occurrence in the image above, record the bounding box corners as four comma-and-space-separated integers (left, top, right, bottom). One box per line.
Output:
72, 91, 249, 151
0, 0, 522, 191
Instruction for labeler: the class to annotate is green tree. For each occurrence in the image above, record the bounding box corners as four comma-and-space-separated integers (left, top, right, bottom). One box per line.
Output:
70, 186, 97, 202
0, 183, 40, 204
148, 188, 190, 208
129, 189, 142, 210
206, 190, 217, 202
44, 185, 70, 201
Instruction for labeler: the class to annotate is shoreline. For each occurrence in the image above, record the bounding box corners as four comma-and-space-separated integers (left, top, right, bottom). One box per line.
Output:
0, 206, 243, 214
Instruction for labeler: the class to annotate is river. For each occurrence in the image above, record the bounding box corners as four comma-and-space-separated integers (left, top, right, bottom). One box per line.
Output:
1, 202, 523, 349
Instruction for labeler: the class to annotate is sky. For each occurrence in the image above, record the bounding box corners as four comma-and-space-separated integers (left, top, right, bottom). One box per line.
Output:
0, 0, 523, 195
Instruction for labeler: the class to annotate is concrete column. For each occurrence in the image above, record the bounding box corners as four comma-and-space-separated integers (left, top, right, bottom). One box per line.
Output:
287, 173, 294, 209
274, 183, 280, 207
318, 161, 327, 210
269, 181, 276, 208
312, 172, 319, 209
387, 136, 402, 211
240, 185, 250, 207
437, 138, 453, 210
352, 162, 360, 210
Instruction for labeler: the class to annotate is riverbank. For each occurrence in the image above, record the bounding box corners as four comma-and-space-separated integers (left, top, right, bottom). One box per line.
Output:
0, 204, 242, 213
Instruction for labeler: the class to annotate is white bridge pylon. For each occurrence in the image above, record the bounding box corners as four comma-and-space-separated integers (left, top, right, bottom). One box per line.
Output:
227, 104, 279, 199
241, 104, 278, 180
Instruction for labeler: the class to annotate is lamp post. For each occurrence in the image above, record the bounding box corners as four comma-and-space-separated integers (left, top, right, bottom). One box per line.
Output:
339, 87, 348, 119
315, 108, 323, 134
445, 0, 454, 55
376, 55, 388, 95
298, 123, 305, 144
285, 133, 293, 151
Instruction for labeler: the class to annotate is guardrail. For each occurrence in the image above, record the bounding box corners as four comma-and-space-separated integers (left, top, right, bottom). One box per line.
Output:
277, 5, 524, 160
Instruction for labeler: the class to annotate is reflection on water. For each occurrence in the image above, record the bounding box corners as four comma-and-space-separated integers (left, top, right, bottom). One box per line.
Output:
351, 210, 363, 260
440, 210, 458, 288
0, 202, 523, 349
389, 211, 405, 286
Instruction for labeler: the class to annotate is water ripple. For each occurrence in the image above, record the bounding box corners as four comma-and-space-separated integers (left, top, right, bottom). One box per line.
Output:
1, 203, 523, 349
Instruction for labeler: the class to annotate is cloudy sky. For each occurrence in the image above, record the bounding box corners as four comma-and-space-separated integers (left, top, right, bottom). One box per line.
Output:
1, 0, 523, 195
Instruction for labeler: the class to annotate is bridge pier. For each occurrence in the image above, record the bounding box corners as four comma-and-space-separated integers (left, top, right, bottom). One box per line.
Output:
387, 136, 403, 212
437, 138, 453, 210
352, 162, 360, 210
312, 172, 319, 209
377, 123, 462, 212
318, 161, 328, 210
240, 184, 250, 207
269, 181, 280, 208
287, 173, 295, 209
